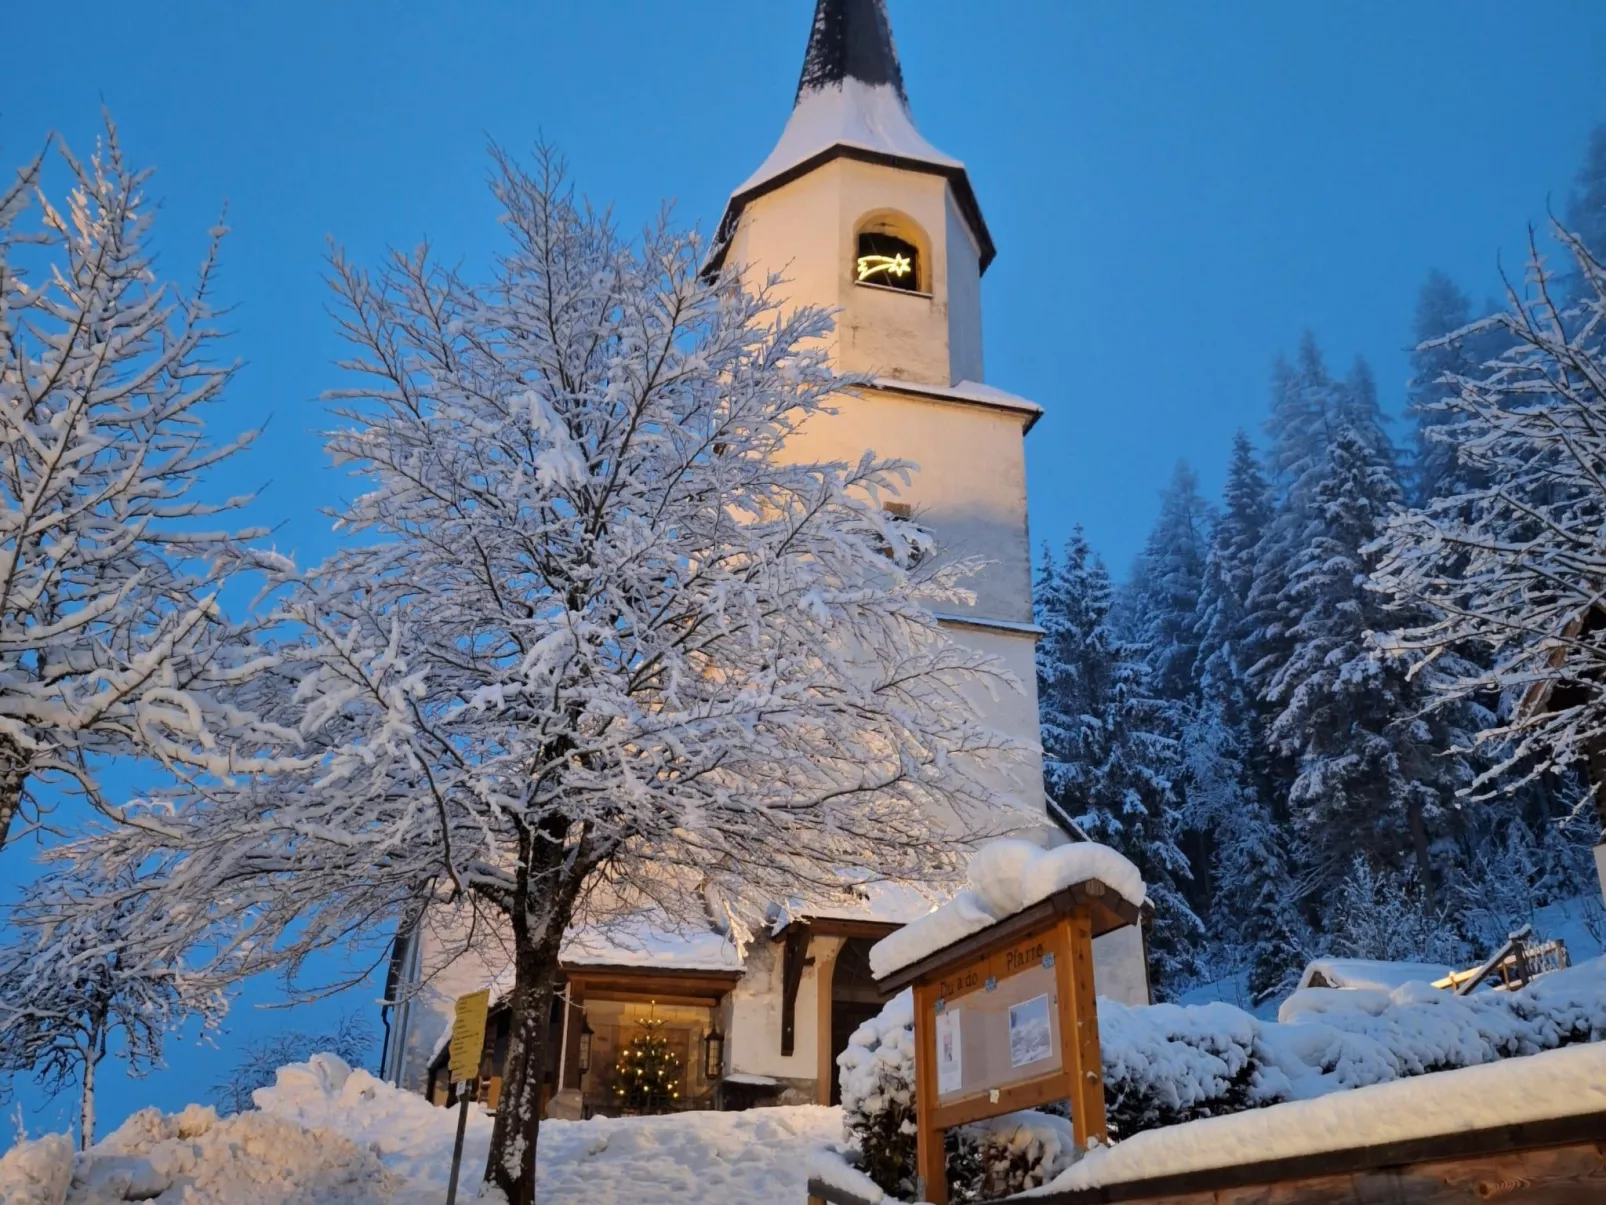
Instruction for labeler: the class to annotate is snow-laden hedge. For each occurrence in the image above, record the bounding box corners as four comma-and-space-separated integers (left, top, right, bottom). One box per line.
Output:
838, 958, 1606, 1201
835, 993, 1076, 1201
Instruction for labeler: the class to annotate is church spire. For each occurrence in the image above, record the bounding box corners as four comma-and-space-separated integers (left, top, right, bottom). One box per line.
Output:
795, 0, 906, 105
708, 0, 995, 276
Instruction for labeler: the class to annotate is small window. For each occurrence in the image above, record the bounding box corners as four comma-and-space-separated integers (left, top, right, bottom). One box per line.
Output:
855, 231, 920, 292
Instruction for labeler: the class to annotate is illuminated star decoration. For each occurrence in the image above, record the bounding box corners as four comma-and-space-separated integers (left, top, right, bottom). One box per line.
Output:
856, 253, 912, 284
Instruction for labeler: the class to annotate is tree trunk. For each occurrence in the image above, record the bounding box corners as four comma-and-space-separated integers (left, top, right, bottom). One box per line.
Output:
1407, 799, 1435, 904
485, 926, 563, 1205
80, 1049, 97, 1151
0, 734, 29, 854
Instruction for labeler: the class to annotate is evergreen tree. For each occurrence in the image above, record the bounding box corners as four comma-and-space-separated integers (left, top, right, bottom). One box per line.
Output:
1127, 462, 1214, 704
1565, 124, 1606, 296
1265, 424, 1465, 900
612, 1009, 683, 1114
1035, 536, 1201, 993
1407, 270, 1501, 504
1186, 434, 1302, 994
1035, 532, 1116, 839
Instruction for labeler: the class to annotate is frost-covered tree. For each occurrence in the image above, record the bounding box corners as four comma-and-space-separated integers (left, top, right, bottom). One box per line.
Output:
1037, 537, 1199, 991
1266, 421, 1469, 899
0, 124, 274, 853
1408, 271, 1501, 505
0, 869, 212, 1148
81, 149, 1020, 1205
1565, 124, 1606, 298
1126, 462, 1213, 703
1374, 226, 1606, 836
1036, 532, 1115, 838
210, 1014, 373, 1116
1194, 433, 1271, 716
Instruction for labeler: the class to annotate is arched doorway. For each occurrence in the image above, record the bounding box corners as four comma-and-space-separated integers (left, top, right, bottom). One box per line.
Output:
828, 937, 885, 1105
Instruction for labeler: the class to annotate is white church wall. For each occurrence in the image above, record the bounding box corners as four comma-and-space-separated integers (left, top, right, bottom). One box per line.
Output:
1093, 924, 1152, 1007
944, 190, 985, 386
725, 937, 822, 1095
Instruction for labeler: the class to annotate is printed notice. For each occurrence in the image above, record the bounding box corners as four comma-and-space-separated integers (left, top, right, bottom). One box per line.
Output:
936, 1008, 963, 1094
1008, 994, 1053, 1069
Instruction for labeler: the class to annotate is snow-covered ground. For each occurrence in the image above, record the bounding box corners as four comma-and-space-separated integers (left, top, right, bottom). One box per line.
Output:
0, 1055, 841, 1205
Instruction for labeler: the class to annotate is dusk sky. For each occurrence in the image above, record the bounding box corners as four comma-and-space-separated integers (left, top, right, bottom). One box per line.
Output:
6, 0, 1606, 1135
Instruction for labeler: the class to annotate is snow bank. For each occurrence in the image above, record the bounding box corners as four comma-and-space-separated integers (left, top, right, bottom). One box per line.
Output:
1037, 1040, 1606, 1194
869, 840, 1145, 980
1, 1053, 845, 1205
0, 1134, 72, 1205
0, 1094, 401, 1205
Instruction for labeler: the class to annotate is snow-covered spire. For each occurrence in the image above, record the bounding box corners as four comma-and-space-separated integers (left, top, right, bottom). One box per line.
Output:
795, 0, 907, 103
710, 0, 994, 274
735, 0, 959, 198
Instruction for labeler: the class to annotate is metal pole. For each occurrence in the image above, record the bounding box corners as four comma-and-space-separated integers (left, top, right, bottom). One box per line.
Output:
444, 1083, 472, 1205
555, 984, 572, 1092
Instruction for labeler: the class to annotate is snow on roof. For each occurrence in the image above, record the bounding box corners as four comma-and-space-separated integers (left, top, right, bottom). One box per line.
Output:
734, 76, 962, 200
1297, 958, 1455, 993
869, 840, 1145, 981
1037, 1040, 1606, 1194
868, 377, 1043, 420
560, 914, 744, 973
770, 878, 943, 935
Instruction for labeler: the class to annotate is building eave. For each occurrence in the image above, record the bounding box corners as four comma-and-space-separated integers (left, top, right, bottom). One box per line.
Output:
704, 143, 995, 281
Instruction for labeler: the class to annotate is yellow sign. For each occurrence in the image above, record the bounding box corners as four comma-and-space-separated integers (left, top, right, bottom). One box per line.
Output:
447, 989, 491, 1084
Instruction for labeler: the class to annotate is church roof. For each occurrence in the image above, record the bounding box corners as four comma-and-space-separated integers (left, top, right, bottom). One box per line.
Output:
708, 0, 994, 275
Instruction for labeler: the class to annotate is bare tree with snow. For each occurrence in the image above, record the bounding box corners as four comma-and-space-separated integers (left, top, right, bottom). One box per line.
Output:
78, 148, 1021, 1205
0, 867, 218, 1149
1373, 225, 1606, 822
0, 121, 279, 853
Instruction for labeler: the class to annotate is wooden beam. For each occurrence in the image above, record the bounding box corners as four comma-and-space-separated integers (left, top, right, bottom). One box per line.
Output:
1022, 1109, 1606, 1204
912, 978, 947, 1205
780, 925, 811, 1057
1057, 910, 1107, 1149
814, 938, 843, 1105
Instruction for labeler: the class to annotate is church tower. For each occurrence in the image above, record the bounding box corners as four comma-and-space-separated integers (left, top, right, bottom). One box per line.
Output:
711, 0, 1047, 822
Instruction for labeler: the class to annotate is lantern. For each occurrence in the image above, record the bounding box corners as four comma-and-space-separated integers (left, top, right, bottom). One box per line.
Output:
704, 1028, 725, 1080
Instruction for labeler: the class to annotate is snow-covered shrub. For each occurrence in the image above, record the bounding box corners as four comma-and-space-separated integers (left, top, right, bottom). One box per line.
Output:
839, 958, 1606, 1199
838, 991, 918, 1198
1096, 999, 1288, 1138
948, 1112, 1076, 1201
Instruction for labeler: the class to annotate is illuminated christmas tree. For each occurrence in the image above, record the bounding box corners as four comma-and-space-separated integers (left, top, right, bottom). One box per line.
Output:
612, 1004, 681, 1113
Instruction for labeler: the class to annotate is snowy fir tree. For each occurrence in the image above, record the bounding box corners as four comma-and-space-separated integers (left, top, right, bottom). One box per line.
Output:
1125, 462, 1213, 704
1407, 270, 1501, 505
1565, 124, 1606, 299
1265, 423, 1458, 898
612, 1009, 683, 1114
1036, 536, 1202, 993
1035, 531, 1117, 840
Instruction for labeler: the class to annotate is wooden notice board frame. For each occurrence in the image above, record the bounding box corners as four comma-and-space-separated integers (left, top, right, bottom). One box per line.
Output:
874, 878, 1139, 1205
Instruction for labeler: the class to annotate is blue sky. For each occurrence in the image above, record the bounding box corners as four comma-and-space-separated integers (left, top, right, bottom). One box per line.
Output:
5, 0, 1605, 1137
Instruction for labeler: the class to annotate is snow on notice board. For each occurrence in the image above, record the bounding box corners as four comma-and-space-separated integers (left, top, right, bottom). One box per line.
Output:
869, 839, 1145, 981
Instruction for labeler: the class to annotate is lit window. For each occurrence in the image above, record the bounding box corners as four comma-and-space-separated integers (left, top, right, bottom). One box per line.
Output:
856, 231, 920, 291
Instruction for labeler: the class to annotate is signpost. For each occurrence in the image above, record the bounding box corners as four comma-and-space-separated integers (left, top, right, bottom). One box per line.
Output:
444, 988, 491, 1205
874, 878, 1140, 1205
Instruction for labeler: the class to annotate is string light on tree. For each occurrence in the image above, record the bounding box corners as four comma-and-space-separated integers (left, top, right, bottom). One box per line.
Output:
611, 1002, 682, 1114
